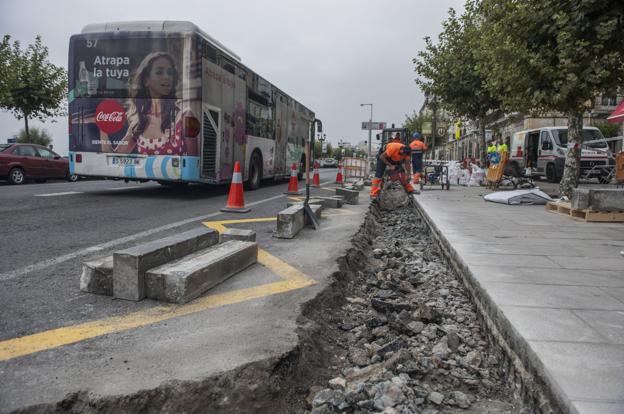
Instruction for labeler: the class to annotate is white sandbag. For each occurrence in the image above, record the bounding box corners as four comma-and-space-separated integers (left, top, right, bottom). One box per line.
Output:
484, 189, 553, 205
468, 166, 485, 187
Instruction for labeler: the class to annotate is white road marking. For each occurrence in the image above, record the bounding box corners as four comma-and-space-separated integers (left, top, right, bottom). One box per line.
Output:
35, 191, 83, 197
106, 186, 141, 191
0, 193, 287, 282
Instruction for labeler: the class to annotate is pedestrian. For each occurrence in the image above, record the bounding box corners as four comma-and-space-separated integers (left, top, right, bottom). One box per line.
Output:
370, 141, 414, 199
409, 132, 427, 184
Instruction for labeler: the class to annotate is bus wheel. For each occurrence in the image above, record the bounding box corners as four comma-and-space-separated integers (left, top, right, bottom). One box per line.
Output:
246, 152, 262, 191
546, 163, 559, 183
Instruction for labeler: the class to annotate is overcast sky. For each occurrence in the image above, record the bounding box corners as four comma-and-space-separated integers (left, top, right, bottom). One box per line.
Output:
0, 0, 464, 154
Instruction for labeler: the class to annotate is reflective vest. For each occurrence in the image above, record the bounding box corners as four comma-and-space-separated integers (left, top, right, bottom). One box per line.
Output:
409, 139, 427, 154
384, 142, 409, 164
487, 144, 497, 154
497, 143, 508, 153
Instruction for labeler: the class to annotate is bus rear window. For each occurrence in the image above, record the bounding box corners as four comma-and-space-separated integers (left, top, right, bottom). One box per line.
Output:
69, 36, 185, 99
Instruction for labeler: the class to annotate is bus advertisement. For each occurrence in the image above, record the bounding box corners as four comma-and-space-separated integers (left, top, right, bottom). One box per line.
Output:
68, 21, 315, 189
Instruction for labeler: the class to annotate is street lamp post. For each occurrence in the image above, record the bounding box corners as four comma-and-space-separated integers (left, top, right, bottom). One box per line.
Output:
360, 103, 373, 158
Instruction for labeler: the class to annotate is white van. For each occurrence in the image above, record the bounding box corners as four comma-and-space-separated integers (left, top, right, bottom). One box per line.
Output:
508, 126, 612, 183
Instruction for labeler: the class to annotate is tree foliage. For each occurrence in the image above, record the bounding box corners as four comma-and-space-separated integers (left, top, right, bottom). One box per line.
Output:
402, 111, 430, 134
12, 126, 52, 146
477, 0, 624, 195
0, 35, 67, 140
413, 3, 502, 164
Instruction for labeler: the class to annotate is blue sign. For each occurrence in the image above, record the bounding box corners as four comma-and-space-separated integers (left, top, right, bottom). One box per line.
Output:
7, 138, 17, 143
489, 152, 500, 165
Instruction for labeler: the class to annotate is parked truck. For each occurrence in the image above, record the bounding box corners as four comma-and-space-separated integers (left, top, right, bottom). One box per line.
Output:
507, 126, 613, 183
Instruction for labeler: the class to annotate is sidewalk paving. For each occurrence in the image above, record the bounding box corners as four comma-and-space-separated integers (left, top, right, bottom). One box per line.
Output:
413, 186, 624, 414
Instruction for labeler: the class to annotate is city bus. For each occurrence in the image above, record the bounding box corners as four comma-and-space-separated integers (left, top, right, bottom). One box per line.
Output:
68, 21, 315, 189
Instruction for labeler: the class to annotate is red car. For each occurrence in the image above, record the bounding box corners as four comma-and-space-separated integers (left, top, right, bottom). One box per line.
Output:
0, 143, 71, 185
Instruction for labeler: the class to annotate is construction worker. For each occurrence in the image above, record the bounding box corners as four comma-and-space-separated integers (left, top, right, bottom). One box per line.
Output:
487, 140, 497, 155
497, 138, 508, 154
409, 132, 428, 184
370, 142, 414, 198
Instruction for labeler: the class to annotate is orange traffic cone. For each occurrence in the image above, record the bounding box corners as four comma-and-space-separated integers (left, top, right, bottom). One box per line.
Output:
312, 161, 321, 187
335, 161, 344, 185
221, 161, 250, 213
285, 163, 300, 195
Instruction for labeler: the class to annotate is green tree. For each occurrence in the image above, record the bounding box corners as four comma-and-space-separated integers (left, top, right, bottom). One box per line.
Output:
12, 126, 52, 146
597, 122, 620, 138
313, 140, 322, 159
402, 111, 430, 135
0, 35, 67, 141
414, 4, 502, 165
477, 0, 624, 196
326, 143, 334, 158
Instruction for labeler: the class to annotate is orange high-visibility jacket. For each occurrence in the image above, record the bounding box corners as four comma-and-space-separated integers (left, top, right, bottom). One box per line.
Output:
384, 143, 410, 163
409, 139, 427, 154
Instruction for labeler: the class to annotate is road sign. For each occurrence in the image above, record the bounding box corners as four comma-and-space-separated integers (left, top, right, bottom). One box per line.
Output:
7, 138, 17, 143
361, 122, 386, 130
322, 142, 328, 154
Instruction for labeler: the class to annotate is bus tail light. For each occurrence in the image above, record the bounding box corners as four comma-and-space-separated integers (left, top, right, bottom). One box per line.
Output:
76, 153, 83, 163
184, 116, 200, 138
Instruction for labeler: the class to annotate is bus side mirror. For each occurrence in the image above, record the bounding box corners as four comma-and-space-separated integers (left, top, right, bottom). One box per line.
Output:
376, 134, 380, 141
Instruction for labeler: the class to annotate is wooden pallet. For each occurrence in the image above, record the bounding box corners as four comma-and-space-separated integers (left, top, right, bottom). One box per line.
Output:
545, 201, 624, 222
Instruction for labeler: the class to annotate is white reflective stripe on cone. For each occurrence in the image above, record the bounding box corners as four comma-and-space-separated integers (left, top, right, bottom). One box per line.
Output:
291, 169, 297, 176
232, 172, 243, 183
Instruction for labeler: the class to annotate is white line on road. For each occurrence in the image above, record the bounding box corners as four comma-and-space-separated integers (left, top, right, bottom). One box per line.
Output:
0, 193, 288, 282
35, 191, 83, 197
106, 186, 141, 191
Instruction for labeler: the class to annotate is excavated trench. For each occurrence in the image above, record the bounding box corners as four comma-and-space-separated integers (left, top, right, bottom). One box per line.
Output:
32, 186, 535, 414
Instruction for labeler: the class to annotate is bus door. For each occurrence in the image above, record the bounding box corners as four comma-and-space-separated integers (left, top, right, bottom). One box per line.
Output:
219, 57, 236, 178
274, 92, 288, 175
201, 104, 221, 181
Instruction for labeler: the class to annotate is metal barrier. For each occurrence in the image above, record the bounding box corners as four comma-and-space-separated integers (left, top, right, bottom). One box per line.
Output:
342, 157, 368, 180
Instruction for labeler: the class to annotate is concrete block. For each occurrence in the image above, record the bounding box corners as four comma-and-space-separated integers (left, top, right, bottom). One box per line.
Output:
589, 189, 624, 211
336, 188, 359, 205
80, 256, 113, 296
274, 205, 305, 239
221, 228, 256, 242
145, 241, 258, 303
316, 196, 344, 209
571, 188, 591, 210
286, 198, 323, 208
305, 204, 323, 226
113, 227, 219, 301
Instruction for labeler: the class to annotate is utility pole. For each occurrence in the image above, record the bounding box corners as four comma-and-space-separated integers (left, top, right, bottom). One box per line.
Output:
431, 97, 438, 160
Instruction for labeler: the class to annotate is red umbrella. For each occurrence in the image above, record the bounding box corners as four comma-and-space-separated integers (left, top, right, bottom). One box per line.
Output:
607, 99, 624, 123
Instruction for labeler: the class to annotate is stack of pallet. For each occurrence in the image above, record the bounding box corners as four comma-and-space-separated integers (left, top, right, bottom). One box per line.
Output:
546, 188, 624, 222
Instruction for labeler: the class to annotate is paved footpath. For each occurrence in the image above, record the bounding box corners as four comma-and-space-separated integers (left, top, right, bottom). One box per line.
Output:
414, 186, 624, 414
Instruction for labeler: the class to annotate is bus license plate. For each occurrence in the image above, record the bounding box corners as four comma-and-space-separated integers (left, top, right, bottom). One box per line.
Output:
111, 157, 139, 166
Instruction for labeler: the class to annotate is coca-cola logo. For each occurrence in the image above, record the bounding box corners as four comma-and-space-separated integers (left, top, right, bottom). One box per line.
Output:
95, 100, 125, 134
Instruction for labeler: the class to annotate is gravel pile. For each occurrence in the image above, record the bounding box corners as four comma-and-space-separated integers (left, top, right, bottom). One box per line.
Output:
307, 187, 522, 413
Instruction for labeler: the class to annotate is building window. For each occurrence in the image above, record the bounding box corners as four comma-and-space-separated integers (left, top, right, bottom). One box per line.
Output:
601, 95, 618, 106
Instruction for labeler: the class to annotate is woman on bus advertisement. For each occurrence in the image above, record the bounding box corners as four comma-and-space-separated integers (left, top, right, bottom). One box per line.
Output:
99, 51, 197, 156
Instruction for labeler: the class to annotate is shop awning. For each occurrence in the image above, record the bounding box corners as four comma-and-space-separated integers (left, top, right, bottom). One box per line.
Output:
607, 99, 624, 123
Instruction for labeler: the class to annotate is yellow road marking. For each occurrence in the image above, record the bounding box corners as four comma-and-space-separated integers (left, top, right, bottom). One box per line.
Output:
203, 217, 277, 233
0, 218, 318, 362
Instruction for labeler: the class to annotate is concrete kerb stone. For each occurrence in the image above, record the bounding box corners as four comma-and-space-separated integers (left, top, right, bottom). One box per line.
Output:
274, 204, 305, 239
221, 228, 256, 242
411, 195, 561, 413
80, 255, 114, 296
145, 240, 258, 304
336, 188, 359, 205
113, 227, 219, 301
